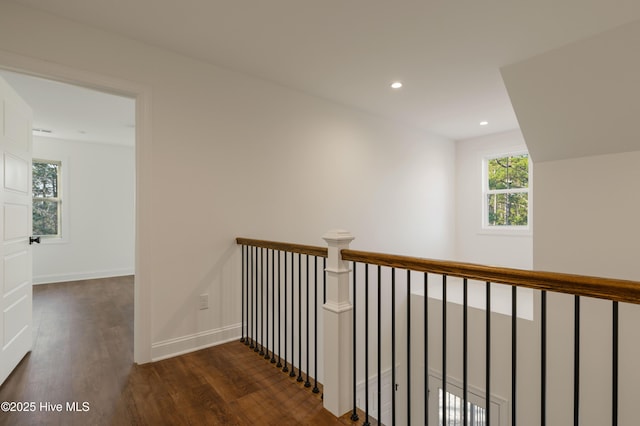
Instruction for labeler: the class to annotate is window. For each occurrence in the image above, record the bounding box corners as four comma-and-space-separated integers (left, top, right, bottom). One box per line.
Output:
430, 375, 504, 425
439, 388, 487, 426
484, 153, 529, 228
32, 159, 62, 237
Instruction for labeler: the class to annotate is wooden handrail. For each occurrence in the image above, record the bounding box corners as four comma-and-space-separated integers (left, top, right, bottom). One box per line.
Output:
341, 249, 640, 305
235, 237, 640, 304
236, 237, 328, 258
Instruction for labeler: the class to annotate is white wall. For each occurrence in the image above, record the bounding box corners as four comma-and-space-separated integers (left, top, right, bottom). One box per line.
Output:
0, 2, 455, 360
534, 151, 640, 280
455, 129, 532, 269
32, 136, 135, 284
502, 21, 640, 425
533, 151, 640, 426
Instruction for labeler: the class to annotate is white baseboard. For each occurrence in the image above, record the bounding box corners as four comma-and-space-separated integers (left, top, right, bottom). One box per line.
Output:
33, 268, 135, 285
151, 323, 242, 361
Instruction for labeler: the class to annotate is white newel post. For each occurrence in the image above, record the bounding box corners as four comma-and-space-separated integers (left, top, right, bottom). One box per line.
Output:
322, 229, 355, 418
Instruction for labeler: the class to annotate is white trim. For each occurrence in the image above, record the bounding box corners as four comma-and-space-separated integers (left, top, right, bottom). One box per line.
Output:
477, 228, 532, 237
428, 369, 509, 426
151, 324, 242, 361
0, 48, 153, 364
33, 268, 134, 285
32, 155, 70, 243
323, 300, 353, 314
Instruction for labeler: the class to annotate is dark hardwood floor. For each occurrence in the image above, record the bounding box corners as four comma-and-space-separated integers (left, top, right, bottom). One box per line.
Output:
0, 277, 365, 426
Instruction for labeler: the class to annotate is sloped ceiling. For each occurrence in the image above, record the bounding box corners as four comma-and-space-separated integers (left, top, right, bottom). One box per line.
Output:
5, 0, 640, 142
502, 20, 640, 162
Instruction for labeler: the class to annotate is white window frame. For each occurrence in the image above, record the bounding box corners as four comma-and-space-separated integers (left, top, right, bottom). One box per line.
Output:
481, 151, 532, 234
32, 157, 69, 243
428, 373, 507, 426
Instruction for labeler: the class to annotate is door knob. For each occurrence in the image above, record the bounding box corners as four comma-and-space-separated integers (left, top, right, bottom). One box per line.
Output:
29, 236, 41, 245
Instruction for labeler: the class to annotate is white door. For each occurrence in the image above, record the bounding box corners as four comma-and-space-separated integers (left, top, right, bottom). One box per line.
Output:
0, 75, 33, 386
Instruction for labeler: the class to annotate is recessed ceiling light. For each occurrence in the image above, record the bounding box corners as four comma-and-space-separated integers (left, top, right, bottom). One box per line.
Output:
480, 121, 488, 126
390, 82, 403, 89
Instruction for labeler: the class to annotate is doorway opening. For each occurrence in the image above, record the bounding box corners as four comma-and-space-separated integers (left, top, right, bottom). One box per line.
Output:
0, 69, 136, 284
0, 54, 151, 364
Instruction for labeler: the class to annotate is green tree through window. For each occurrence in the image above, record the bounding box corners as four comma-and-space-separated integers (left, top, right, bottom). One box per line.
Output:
486, 154, 528, 226
32, 160, 61, 236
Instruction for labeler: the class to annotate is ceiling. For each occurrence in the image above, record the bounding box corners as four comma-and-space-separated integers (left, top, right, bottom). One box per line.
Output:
0, 69, 135, 146
5, 0, 640, 142
502, 19, 640, 162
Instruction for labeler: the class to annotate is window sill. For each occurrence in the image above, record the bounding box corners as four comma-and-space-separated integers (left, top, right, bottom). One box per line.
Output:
478, 227, 532, 237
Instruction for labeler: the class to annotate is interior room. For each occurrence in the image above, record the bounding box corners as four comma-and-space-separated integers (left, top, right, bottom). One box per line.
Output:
0, 1, 639, 425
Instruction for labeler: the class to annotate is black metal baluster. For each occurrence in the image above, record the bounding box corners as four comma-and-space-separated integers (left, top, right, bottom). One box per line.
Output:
277, 251, 283, 368
290, 251, 296, 377
541, 290, 547, 426
297, 253, 303, 383
574, 296, 580, 426
377, 266, 382, 425
351, 262, 359, 421
305, 255, 311, 387
512, 286, 517, 426
255, 247, 260, 353
253, 247, 260, 352
612, 301, 618, 426
266, 249, 272, 360
463, 278, 468, 426
486, 282, 491, 426
264, 249, 270, 359
348, 262, 359, 421
424, 272, 429, 426
241, 245, 245, 343
407, 270, 411, 426
250, 246, 255, 349
256, 247, 260, 352
259, 248, 265, 355
442, 275, 447, 426
245, 245, 250, 346
364, 264, 370, 426
271, 249, 276, 363
283, 251, 289, 373
392, 268, 396, 426
313, 256, 320, 394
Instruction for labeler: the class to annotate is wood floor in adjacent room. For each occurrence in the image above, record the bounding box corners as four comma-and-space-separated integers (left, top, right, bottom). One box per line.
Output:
0, 277, 363, 426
